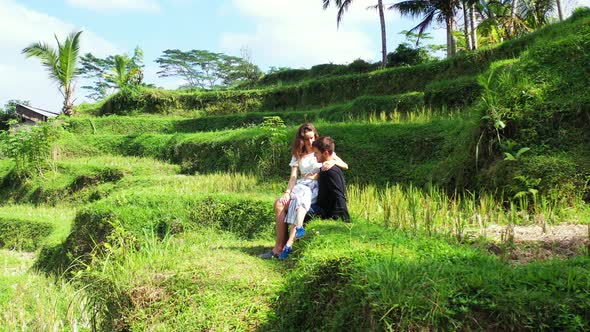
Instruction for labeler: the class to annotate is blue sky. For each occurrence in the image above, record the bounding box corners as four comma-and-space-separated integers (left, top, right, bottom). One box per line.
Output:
0, 0, 586, 112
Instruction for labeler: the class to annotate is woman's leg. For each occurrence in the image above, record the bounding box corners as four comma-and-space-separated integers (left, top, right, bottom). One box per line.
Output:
273, 198, 289, 253
285, 207, 308, 247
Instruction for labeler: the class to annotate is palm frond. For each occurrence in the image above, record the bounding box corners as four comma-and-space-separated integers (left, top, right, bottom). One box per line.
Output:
336, 0, 353, 26
22, 42, 60, 84
57, 31, 82, 88
414, 9, 437, 36
390, 0, 432, 18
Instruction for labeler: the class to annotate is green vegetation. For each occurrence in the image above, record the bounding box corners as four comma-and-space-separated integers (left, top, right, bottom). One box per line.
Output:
22, 31, 82, 116
1, 10, 589, 331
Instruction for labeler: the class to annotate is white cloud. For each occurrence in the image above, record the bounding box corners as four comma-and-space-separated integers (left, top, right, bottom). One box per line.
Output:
65, 0, 160, 13
565, 0, 590, 15
221, 0, 388, 69
0, 0, 118, 112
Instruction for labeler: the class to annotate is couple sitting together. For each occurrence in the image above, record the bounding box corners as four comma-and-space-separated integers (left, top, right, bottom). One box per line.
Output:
260, 123, 350, 260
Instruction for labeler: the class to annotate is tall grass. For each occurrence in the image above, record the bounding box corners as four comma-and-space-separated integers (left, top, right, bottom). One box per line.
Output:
72, 228, 285, 330
0, 250, 91, 331
362, 106, 467, 125
348, 183, 590, 237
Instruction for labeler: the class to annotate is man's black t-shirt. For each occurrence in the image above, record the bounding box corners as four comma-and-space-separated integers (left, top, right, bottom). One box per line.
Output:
316, 165, 350, 222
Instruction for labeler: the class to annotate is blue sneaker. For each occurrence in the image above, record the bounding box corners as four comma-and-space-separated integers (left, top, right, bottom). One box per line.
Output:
278, 245, 292, 260
295, 226, 306, 239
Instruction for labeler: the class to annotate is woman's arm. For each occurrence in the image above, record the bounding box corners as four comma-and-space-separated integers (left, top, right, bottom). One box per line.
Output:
279, 166, 298, 204
333, 154, 348, 170
322, 154, 348, 171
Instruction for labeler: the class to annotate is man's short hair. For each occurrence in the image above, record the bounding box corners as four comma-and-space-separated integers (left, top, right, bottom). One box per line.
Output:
313, 136, 335, 154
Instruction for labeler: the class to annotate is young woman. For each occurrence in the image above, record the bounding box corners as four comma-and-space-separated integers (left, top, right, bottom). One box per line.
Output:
259, 123, 348, 259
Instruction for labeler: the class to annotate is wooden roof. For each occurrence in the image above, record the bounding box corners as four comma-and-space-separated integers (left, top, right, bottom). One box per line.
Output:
15, 104, 60, 122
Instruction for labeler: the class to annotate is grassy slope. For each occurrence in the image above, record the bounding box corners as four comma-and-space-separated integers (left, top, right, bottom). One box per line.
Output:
0, 9, 589, 331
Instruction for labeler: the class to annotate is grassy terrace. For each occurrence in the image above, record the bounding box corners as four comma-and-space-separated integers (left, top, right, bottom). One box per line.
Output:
1, 10, 589, 331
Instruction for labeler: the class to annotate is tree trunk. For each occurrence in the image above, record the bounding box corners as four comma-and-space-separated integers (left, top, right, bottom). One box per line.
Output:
378, 0, 388, 68
470, 3, 478, 49
446, 18, 456, 57
508, 0, 519, 38
463, 1, 472, 51
556, 0, 563, 21
63, 85, 73, 116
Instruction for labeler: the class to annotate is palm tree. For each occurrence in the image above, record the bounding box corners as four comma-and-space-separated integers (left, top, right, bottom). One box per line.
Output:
104, 49, 144, 90
322, 0, 389, 67
390, 0, 461, 58
469, 2, 478, 49
22, 31, 82, 116
462, 0, 473, 50
104, 55, 140, 89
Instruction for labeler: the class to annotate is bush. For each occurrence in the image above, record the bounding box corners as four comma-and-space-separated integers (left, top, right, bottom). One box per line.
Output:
387, 43, 434, 67
66, 94, 425, 136
351, 93, 425, 113
479, 154, 587, 203
0, 120, 62, 177
100, 87, 265, 116
62, 119, 479, 188
424, 76, 482, 108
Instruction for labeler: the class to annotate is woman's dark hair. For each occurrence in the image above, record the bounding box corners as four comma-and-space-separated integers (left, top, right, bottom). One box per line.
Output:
291, 123, 319, 159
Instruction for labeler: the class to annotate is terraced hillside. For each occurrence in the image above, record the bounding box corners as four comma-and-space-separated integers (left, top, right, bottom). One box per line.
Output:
1, 9, 589, 331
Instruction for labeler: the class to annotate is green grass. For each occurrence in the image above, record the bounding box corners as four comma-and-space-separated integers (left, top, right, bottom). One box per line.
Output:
57, 116, 480, 188
0, 205, 75, 246
0, 249, 91, 331
62, 220, 590, 331
72, 228, 285, 331
348, 183, 590, 236
264, 221, 590, 331
0, 10, 589, 330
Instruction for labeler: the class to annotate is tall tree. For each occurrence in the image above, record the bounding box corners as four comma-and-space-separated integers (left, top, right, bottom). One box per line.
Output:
390, 0, 460, 57
79, 47, 145, 100
469, 2, 478, 49
555, 0, 563, 21
322, 0, 389, 68
462, 0, 473, 50
155, 49, 261, 89
22, 31, 82, 116
508, 0, 519, 37
79, 53, 113, 100
519, 0, 556, 30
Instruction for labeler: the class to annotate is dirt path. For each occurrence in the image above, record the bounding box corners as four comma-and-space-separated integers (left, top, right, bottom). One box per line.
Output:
482, 224, 589, 242
473, 224, 590, 263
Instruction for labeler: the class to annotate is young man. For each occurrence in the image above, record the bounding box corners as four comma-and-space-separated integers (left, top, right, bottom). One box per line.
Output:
310, 136, 350, 223
259, 136, 350, 259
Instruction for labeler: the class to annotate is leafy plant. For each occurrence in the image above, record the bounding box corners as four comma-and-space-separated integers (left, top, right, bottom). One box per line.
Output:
0, 120, 62, 177
257, 116, 287, 176
501, 139, 530, 161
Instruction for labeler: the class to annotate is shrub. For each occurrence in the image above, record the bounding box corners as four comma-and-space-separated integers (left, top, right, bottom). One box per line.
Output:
480, 154, 587, 203
387, 43, 434, 67
0, 120, 62, 177
424, 76, 482, 108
